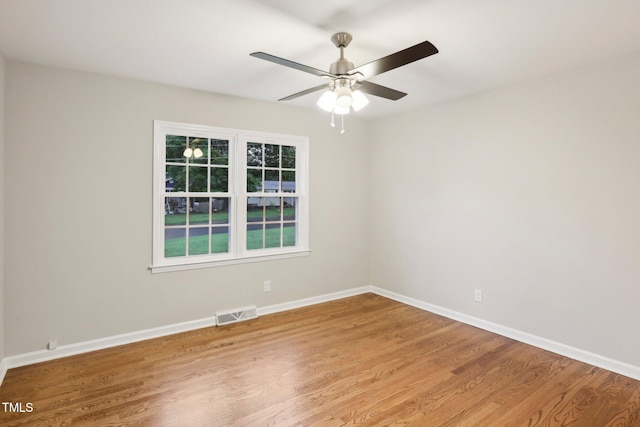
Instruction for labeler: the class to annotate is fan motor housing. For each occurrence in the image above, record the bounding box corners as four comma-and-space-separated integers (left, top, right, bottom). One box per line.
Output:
330, 59, 354, 75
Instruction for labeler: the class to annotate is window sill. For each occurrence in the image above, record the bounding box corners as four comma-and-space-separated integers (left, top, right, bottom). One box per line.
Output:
149, 249, 311, 273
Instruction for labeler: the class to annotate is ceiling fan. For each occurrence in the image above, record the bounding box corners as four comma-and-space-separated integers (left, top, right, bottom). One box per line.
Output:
250, 32, 439, 120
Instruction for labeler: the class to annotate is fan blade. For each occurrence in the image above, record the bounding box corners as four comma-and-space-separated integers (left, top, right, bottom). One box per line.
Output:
357, 81, 407, 101
278, 84, 328, 101
250, 52, 337, 79
349, 41, 438, 80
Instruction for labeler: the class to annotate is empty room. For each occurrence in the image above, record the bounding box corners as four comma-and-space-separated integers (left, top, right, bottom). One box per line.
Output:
1, 0, 639, 425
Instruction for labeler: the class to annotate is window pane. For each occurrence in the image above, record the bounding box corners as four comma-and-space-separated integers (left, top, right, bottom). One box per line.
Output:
188, 166, 208, 192
283, 223, 297, 247
188, 228, 209, 255
247, 143, 262, 166
283, 197, 297, 221
265, 223, 281, 248
211, 198, 229, 224
211, 139, 229, 165
210, 167, 228, 192
165, 227, 186, 257
166, 165, 186, 192
166, 135, 186, 163
282, 170, 295, 193
247, 224, 263, 250
282, 145, 296, 169
265, 197, 281, 222
265, 169, 279, 192
265, 144, 280, 167
188, 137, 208, 164
247, 198, 263, 222
165, 197, 187, 225
247, 169, 262, 192
190, 197, 210, 225
211, 226, 229, 253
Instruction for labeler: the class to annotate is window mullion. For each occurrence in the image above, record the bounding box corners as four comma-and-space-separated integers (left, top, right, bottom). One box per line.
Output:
236, 138, 248, 257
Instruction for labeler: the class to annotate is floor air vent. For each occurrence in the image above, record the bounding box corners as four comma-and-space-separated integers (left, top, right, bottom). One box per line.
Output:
215, 306, 258, 326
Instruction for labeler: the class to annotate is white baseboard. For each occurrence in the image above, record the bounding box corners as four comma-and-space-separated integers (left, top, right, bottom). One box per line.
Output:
369, 286, 640, 381
2, 284, 638, 385
257, 286, 371, 316
2, 316, 219, 374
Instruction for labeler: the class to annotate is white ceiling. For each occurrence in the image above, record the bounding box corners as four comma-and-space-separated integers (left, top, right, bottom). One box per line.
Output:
1, 0, 640, 118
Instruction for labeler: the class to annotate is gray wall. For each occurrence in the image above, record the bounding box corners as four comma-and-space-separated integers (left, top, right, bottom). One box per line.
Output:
4, 61, 370, 355
369, 53, 640, 367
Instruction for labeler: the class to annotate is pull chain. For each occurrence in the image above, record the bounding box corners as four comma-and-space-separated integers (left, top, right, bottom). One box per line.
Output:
328, 110, 346, 134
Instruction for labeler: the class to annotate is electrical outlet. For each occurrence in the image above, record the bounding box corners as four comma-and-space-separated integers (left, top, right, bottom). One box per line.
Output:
474, 289, 483, 302
264, 280, 271, 292
47, 339, 58, 350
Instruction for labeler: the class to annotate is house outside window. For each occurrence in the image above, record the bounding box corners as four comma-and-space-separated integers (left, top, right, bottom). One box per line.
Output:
151, 121, 309, 273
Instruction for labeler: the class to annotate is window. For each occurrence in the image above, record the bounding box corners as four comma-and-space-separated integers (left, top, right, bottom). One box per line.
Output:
152, 121, 309, 272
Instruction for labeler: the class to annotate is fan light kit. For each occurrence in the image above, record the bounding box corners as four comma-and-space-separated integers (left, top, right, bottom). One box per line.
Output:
251, 32, 438, 133
183, 147, 203, 159
183, 138, 204, 159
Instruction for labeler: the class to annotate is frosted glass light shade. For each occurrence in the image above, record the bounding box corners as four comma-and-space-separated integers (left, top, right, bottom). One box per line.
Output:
183, 147, 193, 158
317, 90, 337, 112
335, 86, 353, 108
351, 90, 369, 112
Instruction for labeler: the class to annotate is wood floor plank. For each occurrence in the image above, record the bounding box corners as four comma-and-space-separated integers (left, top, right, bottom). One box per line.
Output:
1, 293, 639, 426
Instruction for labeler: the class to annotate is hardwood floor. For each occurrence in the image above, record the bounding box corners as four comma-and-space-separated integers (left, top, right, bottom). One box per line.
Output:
1, 293, 639, 426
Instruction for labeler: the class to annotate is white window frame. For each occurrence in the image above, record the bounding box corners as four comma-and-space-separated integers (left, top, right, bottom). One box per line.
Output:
151, 121, 309, 273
